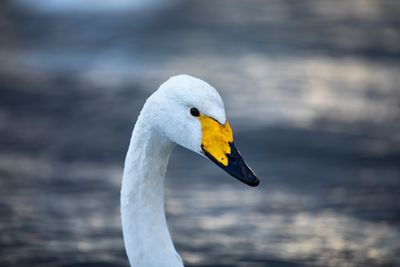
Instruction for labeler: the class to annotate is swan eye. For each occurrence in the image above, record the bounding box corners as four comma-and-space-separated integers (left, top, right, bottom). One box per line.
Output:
190, 108, 200, 117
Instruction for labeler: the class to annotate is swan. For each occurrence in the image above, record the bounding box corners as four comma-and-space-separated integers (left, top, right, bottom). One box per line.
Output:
121, 74, 260, 267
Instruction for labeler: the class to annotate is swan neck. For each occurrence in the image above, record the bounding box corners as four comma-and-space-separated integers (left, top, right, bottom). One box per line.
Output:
121, 114, 182, 267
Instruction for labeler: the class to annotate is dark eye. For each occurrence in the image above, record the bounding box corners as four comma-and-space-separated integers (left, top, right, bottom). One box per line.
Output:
190, 108, 200, 117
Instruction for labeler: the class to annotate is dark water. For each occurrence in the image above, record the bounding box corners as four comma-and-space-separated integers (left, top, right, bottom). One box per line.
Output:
1, 1, 400, 266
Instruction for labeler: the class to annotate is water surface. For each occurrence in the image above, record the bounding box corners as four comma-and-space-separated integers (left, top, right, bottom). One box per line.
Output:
0, 1, 399, 266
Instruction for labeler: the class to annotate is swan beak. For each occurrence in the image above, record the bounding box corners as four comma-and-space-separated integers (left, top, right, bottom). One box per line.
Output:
200, 117, 260, 187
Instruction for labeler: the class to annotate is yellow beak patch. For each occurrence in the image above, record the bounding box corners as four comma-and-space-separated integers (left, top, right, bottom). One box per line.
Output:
200, 116, 233, 166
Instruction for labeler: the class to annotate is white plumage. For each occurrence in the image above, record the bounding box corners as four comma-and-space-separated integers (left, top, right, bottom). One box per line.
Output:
121, 74, 259, 267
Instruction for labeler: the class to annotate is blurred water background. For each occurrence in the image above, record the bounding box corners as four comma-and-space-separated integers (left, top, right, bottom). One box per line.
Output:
1, 0, 400, 266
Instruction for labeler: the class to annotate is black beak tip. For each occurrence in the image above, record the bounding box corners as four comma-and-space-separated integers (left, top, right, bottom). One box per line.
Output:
241, 171, 260, 187
246, 177, 260, 187
202, 142, 261, 188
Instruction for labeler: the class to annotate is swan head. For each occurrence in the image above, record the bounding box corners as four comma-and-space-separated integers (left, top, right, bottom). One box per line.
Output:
148, 74, 260, 187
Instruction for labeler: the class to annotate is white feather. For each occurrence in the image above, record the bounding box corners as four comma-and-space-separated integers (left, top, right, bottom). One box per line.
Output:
121, 75, 226, 267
